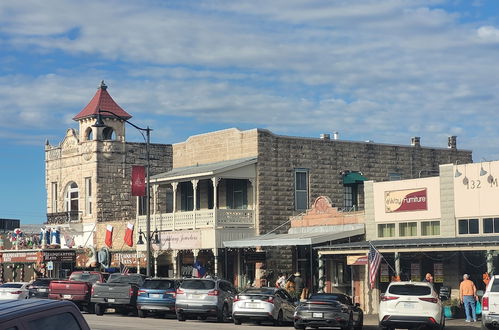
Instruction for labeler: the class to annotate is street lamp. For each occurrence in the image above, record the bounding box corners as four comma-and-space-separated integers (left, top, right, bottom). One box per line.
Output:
92, 109, 153, 277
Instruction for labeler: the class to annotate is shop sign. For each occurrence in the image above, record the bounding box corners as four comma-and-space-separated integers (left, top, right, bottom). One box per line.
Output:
347, 255, 368, 265
380, 263, 390, 282
111, 252, 146, 267
160, 231, 201, 250
385, 188, 427, 213
3, 251, 40, 263
434, 263, 444, 283
43, 250, 76, 262
244, 251, 266, 263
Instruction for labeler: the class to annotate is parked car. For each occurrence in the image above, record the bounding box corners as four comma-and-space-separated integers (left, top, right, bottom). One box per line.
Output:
0, 282, 29, 300
232, 287, 296, 325
137, 278, 180, 318
28, 278, 56, 299
0, 299, 90, 329
91, 273, 146, 316
175, 278, 236, 322
49, 271, 107, 313
294, 293, 363, 330
379, 281, 444, 330
482, 275, 499, 329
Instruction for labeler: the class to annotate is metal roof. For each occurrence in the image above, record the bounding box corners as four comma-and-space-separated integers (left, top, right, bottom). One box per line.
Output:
151, 157, 257, 182
223, 227, 365, 248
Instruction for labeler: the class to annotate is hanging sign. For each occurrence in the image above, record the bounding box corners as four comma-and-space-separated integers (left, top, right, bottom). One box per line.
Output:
380, 263, 390, 282
131, 166, 146, 196
347, 255, 368, 265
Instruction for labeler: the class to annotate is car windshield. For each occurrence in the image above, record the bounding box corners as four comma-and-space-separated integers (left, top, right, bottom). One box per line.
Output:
242, 287, 276, 295
388, 284, 431, 296
31, 279, 52, 286
108, 274, 144, 285
181, 280, 215, 290
308, 294, 350, 304
69, 273, 101, 283
1, 283, 23, 288
142, 280, 175, 290
490, 281, 499, 292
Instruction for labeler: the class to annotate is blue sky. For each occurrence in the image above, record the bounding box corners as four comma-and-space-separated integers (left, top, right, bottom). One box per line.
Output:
1, 0, 499, 224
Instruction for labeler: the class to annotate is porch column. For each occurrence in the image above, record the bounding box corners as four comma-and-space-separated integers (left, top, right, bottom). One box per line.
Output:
192, 179, 199, 229
394, 252, 401, 278
249, 178, 257, 234
211, 177, 220, 226
172, 250, 178, 277
318, 252, 325, 293
152, 184, 158, 230
487, 250, 495, 275
213, 248, 219, 277
172, 182, 178, 230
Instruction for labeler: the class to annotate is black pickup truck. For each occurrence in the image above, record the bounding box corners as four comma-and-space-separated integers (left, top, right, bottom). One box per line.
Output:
91, 273, 146, 316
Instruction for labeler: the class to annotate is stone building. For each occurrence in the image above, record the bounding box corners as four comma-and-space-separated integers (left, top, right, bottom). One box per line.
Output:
140, 128, 472, 285
45, 82, 172, 274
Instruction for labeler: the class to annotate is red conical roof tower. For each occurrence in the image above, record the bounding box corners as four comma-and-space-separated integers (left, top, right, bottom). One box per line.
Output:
73, 81, 132, 121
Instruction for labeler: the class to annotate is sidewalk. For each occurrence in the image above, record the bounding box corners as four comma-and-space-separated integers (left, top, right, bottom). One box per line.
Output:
363, 314, 482, 328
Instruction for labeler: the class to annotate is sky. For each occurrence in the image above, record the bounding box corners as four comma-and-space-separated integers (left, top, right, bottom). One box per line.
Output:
1, 0, 499, 224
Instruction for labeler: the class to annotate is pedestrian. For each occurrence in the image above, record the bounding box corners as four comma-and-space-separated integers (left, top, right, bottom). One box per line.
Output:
459, 274, 478, 322
285, 274, 295, 293
294, 272, 304, 299
275, 272, 286, 288
423, 273, 433, 283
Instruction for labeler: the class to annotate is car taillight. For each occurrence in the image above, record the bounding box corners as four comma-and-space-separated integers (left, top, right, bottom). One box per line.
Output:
208, 290, 220, 296
129, 288, 134, 297
10, 291, 22, 294
176, 289, 185, 295
171, 291, 176, 298
91, 285, 95, 296
483, 297, 489, 311
233, 295, 240, 302
265, 296, 274, 303
138, 290, 146, 295
419, 297, 438, 303
381, 296, 399, 301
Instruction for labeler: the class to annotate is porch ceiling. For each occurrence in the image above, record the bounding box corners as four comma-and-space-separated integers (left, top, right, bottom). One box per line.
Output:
317, 236, 499, 255
222, 228, 365, 248
150, 157, 257, 182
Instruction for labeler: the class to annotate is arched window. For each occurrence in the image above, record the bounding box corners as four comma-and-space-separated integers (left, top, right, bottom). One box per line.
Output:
64, 182, 79, 213
102, 127, 116, 140
85, 127, 94, 141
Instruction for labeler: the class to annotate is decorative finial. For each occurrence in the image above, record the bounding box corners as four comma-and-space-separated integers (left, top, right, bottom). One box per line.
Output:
45, 139, 49, 146
99, 80, 107, 90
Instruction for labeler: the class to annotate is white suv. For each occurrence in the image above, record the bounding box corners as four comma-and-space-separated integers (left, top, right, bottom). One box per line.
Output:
379, 281, 444, 330
482, 275, 499, 329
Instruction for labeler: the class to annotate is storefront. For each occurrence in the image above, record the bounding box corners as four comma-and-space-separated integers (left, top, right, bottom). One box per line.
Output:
110, 251, 146, 274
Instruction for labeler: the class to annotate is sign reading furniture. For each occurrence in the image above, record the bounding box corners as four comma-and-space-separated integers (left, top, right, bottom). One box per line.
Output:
384, 188, 428, 213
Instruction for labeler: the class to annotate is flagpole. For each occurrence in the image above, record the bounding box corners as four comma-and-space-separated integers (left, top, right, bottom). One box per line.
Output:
368, 241, 397, 274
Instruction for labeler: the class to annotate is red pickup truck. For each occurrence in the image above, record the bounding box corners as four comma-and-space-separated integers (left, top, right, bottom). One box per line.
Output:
48, 271, 108, 313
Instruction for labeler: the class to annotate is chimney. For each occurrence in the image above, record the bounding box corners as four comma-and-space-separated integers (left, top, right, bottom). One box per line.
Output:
448, 136, 457, 149
333, 132, 339, 140
320, 133, 330, 140
411, 137, 421, 147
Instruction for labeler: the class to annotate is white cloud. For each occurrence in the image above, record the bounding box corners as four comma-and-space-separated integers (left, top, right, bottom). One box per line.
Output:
477, 26, 499, 42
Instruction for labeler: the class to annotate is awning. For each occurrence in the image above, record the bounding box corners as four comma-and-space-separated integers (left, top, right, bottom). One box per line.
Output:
343, 172, 367, 185
223, 228, 364, 248
317, 236, 499, 255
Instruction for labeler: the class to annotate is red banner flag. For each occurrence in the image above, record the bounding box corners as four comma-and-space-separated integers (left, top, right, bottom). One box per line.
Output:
124, 223, 134, 247
105, 225, 113, 248
131, 166, 146, 196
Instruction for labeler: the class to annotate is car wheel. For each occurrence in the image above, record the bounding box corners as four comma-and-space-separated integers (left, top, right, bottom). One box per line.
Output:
341, 314, 354, 330
294, 323, 305, 330
274, 310, 284, 326
234, 317, 242, 325
87, 303, 95, 314
95, 303, 105, 316
177, 312, 186, 321
138, 309, 146, 318
217, 304, 229, 323
354, 314, 363, 330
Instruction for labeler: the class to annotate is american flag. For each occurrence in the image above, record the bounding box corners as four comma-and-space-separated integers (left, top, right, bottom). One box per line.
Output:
368, 245, 382, 289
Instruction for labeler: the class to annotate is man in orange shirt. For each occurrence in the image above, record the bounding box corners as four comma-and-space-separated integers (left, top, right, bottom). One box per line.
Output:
459, 274, 477, 322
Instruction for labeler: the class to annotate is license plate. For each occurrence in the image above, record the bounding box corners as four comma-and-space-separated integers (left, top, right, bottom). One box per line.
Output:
403, 302, 414, 309
63, 295, 72, 299
245, 302, 259, 308
150, 294, 162, 298
190, 294, 201, 299
108, 298, 115, 302
312, 312, 323, 318
39, 289, 47, 292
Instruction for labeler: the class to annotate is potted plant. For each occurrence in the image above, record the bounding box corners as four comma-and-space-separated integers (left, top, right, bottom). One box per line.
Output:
442, 298, 461, 319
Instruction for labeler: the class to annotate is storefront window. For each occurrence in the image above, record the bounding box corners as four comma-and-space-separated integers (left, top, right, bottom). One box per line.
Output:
399, 222, 417, 237
421, 221, 440, 236
483, 218, 499, 234
378, 223, 395, 238
458, 219, 479, 235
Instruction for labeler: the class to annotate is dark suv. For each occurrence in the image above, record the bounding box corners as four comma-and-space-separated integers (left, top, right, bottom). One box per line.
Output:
28, 278, 56, 299
175, 278, 237, 322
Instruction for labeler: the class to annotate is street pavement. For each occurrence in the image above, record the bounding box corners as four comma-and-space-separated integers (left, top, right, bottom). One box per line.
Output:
84, 312, 482, 329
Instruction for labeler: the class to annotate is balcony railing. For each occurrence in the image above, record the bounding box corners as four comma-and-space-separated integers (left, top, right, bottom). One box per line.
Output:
46, 211, 82, 224
137, 209, 254, 231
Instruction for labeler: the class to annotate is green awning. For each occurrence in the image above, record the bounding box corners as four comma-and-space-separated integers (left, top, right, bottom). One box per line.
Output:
343, 172, 367, 185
